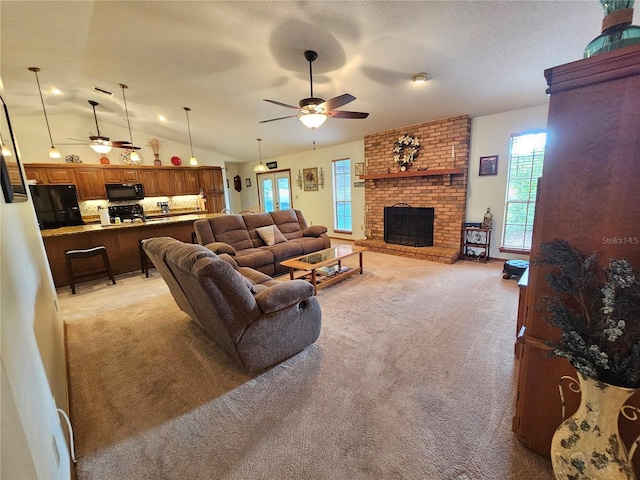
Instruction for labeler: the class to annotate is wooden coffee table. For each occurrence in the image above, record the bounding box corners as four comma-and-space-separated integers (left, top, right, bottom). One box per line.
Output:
280, 245, 367, 294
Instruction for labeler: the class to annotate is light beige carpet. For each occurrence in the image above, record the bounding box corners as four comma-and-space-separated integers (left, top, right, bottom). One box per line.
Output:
60, 250, 554, 480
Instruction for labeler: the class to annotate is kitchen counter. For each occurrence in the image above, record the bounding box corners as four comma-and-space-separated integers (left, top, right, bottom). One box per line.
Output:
40, 212, 222, 288
41, 212, 220, 238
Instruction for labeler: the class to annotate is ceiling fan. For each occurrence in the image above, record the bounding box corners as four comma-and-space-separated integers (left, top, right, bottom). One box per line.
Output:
62, 100, 140, 153
260, 50, 369, 129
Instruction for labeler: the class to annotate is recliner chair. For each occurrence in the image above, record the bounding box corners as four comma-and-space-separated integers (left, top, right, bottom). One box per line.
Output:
143, 237, 322, 372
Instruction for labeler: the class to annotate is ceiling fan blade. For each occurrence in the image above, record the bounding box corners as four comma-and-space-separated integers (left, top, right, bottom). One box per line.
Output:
112, 140, 132, 145
263, 99, 302, 111
327, 110, 369, 119
259, 114, 300, 124
66, 137, 90, 143
115, 145, 141, 150
318, 94, 355, 112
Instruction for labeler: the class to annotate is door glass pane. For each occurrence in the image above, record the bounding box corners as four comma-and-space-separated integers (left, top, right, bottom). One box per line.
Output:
262, 178, 274, 212
277, 177, 291, 210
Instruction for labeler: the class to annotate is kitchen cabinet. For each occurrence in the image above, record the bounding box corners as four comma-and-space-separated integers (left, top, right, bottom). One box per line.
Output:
103, 167, 139, 183
74, 167, 105, 199
23, 163, 225, 207
155, 169, 174, 195
172, 169, 199, 195
512, 45, 640, 476
138, 169, 161, 196
25, 165, 75, 184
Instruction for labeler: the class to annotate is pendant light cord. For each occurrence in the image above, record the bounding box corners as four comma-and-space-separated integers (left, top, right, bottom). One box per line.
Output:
120, 84, 135, 147
185, 107, 195, 158
30, 68, 55, 146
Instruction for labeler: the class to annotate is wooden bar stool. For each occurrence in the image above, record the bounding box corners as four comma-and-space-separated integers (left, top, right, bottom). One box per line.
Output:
65, 245, 116, 294
139, 239, 154, 277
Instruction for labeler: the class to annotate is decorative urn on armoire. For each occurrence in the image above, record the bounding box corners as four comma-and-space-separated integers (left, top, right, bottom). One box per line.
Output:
511, 44, 640, 479
584, 0, 640, 57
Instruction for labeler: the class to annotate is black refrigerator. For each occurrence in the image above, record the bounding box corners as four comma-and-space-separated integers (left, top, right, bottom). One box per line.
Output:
29, 184, 85, 229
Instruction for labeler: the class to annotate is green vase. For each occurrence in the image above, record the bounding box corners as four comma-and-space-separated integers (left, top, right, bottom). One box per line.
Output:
584, 0, 640, 58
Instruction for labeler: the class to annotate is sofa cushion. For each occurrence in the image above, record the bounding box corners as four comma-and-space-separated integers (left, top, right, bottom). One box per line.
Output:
242, 213, 275, 247
206, 215, 254, 251
256, 225, 287, 246
268, 240, 304, 262
292, 235, 331, 254
270, 209, 304, 240
303, 225, 328, 236
234, 247, 275, 271
205, 242, 236, 256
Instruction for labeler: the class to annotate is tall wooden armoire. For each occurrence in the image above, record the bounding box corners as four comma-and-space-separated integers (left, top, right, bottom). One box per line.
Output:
513, 44, 640, 476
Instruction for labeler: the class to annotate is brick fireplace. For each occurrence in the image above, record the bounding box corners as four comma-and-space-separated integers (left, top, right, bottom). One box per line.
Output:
355, 115, 470, 263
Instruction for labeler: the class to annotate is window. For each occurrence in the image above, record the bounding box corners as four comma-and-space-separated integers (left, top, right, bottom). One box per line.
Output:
332, 158, 351, 232
501, 131, 546, 251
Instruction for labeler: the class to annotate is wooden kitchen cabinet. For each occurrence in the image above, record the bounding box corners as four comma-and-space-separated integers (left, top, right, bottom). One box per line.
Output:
24, 165, 75, 184
74, 167, 105, 199
137, 169, 160, 196
172, 169, 199, 194
22, 163, 226, 206
103, 167, 139, 183
155, 169, 174, 195
512, 45, 640, 476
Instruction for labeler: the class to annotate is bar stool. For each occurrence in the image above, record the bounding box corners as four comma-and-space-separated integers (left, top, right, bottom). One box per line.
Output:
139, 239, 154, 278
65, 245, 116, 294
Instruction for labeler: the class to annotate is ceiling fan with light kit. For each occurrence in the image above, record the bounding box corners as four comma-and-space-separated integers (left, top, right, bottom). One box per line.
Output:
60, 95, 140, 155
260, 50, 369, 129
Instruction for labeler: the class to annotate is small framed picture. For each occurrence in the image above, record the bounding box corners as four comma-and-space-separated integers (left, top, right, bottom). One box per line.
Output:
303, 167, 318, 191
245, 178, 251, 187
479, 155, 498, 176
355, 162, 364, 176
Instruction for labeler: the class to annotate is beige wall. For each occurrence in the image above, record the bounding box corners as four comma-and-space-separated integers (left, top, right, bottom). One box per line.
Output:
1, 168, 71, 477
236, 140, 366, 240
467, 104, 549, 259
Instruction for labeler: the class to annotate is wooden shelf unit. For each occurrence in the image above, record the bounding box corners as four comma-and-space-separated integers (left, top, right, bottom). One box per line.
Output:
461, 226, 491, 262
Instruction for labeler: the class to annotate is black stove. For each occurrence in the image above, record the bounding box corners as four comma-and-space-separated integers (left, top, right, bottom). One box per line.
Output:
108, 204, 145, 222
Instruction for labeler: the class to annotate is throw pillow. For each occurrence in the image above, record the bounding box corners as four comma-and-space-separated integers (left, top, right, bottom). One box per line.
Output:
255, 225, 287, 246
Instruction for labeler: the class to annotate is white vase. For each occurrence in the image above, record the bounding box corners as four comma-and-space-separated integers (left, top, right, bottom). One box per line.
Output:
551, 371, 638, 480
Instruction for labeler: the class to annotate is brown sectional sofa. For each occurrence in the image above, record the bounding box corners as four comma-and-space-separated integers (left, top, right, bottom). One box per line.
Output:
143, 237, 322, 372
193, 209, 330, 276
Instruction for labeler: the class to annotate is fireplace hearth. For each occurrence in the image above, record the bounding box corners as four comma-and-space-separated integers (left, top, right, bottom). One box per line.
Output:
384, 204, 434, 247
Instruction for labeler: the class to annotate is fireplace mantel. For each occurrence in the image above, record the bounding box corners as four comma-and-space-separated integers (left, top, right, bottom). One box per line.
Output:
359, 168, 463, 185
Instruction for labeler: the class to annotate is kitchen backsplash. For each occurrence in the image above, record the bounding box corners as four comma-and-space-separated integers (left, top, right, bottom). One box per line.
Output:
80, 195, 201, 219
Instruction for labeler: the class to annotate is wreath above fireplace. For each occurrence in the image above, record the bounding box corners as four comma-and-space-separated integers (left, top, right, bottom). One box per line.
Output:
393, 134, 420, 171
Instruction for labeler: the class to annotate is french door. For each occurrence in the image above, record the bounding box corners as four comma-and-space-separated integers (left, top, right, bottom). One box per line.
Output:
257, 171, 292, 212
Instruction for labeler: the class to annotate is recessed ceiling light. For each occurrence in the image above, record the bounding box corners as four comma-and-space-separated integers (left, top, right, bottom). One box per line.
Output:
158, 115, 167, 122
51, 88, 62, 95
412, 72, 430, 84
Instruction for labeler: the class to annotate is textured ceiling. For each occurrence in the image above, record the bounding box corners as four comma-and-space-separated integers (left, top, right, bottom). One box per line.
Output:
0, 1, 604, 162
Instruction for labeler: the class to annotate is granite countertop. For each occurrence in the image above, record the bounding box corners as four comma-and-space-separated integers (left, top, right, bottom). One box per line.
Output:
40, 212, 221, 237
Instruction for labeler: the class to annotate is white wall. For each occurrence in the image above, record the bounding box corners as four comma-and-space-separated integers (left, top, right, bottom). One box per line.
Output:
1, 167, 71, 477
236, 140, 366, 240
467, 104, 549, 260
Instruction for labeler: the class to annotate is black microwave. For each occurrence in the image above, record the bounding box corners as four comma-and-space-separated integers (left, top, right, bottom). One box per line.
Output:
105, 183, 145, 201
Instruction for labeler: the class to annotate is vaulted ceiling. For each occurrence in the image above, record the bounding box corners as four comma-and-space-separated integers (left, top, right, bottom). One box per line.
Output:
1, 1, 603, 162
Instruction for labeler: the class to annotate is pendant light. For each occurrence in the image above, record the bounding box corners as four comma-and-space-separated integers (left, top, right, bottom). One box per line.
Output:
119, 84, 139, 163
184, 107, 197, 166
28, 67, 61, 159
253, 138, 268, 172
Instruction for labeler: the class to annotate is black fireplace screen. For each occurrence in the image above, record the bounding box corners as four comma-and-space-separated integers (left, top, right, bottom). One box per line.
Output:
384, 204, 434, 247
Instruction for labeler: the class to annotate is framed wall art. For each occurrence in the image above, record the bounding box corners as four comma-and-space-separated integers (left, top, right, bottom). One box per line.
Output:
303, 167, 318, 191
355, 162, 364, 176
245, 178, 251, 187
479, 155, 498, 176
